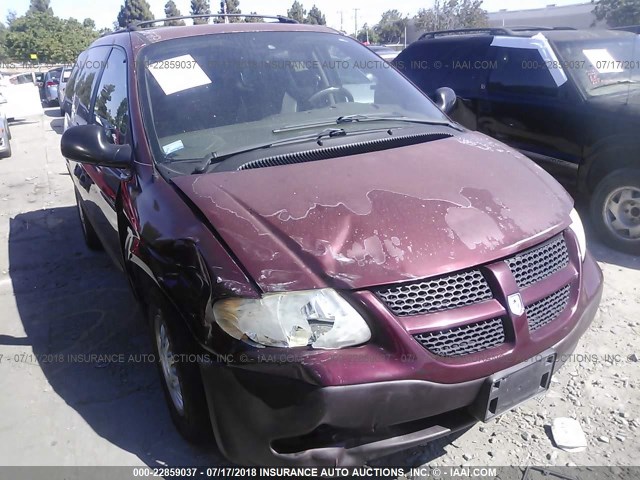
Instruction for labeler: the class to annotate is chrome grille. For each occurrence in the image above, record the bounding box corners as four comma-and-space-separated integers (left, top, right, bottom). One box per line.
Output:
414, 317, 506, 358
526, 285, 571, 332
374, 270, 493, 317
506, 235, 569, 289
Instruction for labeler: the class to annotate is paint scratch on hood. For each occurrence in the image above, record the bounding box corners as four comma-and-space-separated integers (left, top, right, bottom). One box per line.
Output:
173, 131, 573, 292
445, 206, 505, 251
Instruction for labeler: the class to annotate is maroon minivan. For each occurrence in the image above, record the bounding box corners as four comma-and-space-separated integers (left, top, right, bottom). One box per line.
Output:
60, 15, 603, 466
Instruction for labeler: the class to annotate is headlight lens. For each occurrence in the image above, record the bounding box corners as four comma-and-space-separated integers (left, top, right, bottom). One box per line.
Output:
569, 208, 587, 262
212, 289, 371, 349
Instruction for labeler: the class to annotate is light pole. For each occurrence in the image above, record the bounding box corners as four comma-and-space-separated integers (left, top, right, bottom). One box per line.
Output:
354, 8, 359, 37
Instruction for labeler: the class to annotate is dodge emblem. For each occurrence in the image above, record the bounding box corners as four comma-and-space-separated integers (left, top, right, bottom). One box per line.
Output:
508, 293, 525, 316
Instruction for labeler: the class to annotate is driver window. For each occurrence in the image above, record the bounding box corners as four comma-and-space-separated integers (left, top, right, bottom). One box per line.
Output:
93, 48, 129, 145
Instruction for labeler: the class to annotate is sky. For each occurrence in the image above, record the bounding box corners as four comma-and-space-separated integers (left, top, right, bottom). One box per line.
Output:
3, 0, 585, 32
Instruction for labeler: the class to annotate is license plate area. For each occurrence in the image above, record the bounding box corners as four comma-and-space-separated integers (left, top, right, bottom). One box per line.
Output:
471, 350, 556, 422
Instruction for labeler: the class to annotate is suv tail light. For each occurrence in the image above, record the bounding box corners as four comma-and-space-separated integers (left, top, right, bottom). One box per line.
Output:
46, 81, 58, 86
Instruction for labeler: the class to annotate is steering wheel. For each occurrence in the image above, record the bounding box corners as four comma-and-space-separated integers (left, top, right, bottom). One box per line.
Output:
307, 86, 354, 107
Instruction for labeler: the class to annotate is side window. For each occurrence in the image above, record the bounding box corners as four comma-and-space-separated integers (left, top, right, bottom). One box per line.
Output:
64, 51, 87, 103
73, 46, 111, 122
395, 40, 492, 97
489, 47, 558, 96
93, 48, 129, 145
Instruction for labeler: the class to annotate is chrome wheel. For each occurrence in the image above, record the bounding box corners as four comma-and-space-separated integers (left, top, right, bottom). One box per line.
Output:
603, 186, 640, 241
155, 313, 184, 415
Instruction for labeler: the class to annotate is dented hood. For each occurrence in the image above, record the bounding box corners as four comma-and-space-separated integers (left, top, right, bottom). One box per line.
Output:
172, 132, 573, 293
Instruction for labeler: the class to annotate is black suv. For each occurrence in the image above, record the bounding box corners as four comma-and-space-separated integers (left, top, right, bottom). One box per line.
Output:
395, 27, 640, 252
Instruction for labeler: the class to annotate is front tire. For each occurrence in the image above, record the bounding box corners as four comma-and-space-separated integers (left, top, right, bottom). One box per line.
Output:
148, 293, 213, 444
75, 190, 103, 251
590, 169, 640, 253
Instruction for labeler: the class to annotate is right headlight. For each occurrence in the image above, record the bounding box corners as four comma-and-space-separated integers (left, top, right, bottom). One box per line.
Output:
569, 208, 587, 262
212, 288, 371, 350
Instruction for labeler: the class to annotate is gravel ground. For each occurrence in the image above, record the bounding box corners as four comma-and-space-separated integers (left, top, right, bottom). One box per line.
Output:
0, 109, 637, 469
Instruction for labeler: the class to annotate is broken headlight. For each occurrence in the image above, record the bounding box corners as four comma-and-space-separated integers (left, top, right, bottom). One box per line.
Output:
212, 289, 371, 349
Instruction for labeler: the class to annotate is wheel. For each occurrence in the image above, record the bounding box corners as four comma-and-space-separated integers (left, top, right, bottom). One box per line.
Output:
148, 293, 213, 444
0, 144, 10, 159
590, 169, 640, 253
75, 190, 103, 250
0, 127, 10, 159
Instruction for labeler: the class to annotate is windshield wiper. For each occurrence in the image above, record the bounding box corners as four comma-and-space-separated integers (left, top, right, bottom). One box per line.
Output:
336, 114, 463, 130
191, 128, 348, 174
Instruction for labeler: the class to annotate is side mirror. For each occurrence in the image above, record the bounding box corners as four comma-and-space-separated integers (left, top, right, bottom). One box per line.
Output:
61, 124, 132, 169
433, 87, 457, 115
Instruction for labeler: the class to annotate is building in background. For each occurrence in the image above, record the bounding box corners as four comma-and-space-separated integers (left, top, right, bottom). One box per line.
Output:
406, 2, 602, 44
488, 2, 601, 29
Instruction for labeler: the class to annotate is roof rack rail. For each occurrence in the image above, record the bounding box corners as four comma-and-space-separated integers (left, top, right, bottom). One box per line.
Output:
419, 28, 511, 40
612, 25, 640, 33
129, 13, 297, 30
418, 25, 576, 40
506, 25, 576, 31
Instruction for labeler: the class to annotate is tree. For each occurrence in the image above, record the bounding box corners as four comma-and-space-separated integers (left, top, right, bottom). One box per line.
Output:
305, 5, 326, 25
357, 23, 380, 44
0, 23, 9, 64
414, 0, 488, 32
287, 1, 306, 23
164, 0, 186, 25
5, 12, 98, 63
83, 18, 95, 29
244, 12, 264, 23
6, 10, 18, 26
190, 0, 211, 24
218, 0, 241, 22
374, 10, 408, 44
27, 0, 53, 15
117, 0, 154, 28
593, 0, 640, 27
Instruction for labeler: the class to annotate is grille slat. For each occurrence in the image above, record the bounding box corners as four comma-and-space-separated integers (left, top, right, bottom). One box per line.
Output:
414, 318, 506, 357
527, 284, 571, 332
375, 233, 572, 358
506, 235, 569, 289
374, 270, 493, 317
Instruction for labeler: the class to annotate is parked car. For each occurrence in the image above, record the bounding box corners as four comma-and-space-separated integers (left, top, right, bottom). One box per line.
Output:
614, 25, 640, 34
42, 67, 62, 106
57, 66, 72, 115
7, 72, 36, 85
394, 27, 640, 252
60, 16, 603, 466
35, 72, 45, 89
368, 44, 400, 61
0, 91, 11, 158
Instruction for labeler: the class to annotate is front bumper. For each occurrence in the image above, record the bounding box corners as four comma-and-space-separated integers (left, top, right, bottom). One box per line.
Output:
200, 252, 603, 466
